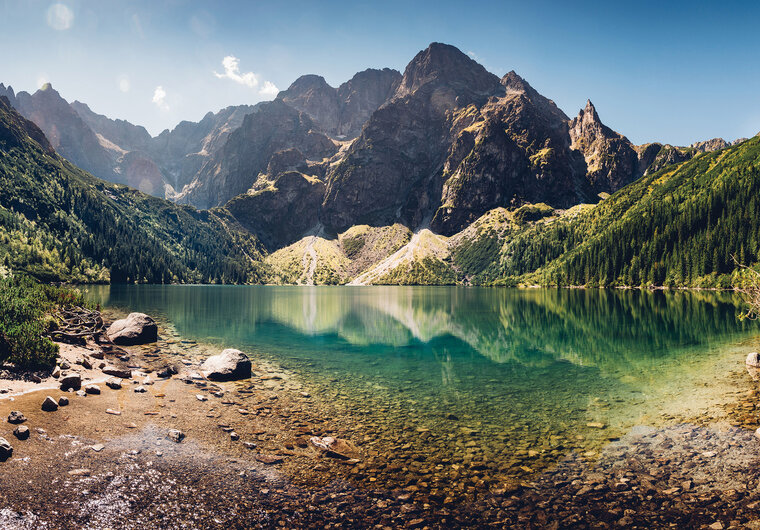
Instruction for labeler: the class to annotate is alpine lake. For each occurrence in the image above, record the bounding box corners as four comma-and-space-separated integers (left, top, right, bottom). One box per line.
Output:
84, 285, 760, 502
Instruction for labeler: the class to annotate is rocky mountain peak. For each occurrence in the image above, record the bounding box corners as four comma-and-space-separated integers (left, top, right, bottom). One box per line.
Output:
394, 42, 500, 100
690, 137, 730, 153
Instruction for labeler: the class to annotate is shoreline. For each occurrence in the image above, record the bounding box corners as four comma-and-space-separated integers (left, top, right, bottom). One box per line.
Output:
2, 310, 760, 527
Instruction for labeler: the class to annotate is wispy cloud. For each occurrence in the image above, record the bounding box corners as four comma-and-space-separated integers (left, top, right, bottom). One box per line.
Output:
152, 86, 169, 110
213, 56, 279, 96
46, 3, 74, 31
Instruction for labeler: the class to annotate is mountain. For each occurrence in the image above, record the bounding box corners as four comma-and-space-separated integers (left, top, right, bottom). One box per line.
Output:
0, 83, 258, 199
276, 68, 401, 139
0, 96, 265, 284
176, 99, 338, 211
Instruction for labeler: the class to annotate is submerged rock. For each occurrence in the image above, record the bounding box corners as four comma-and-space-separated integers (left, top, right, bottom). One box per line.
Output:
0, 437, 12, 460
13, 425, 29, 440
107, 313, 158, 345
7, 411, 26, 424
200, 349, 252, 381
168, 429, 185, 443
746, 352, 760, 367
102, 366, 132, 379
41, 396, 58, 412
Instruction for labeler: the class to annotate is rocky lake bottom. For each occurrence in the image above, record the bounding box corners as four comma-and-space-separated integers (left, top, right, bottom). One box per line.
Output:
3, 286, 760, 528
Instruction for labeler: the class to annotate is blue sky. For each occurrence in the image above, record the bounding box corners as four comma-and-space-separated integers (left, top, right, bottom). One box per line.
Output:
0, 0, 758, 145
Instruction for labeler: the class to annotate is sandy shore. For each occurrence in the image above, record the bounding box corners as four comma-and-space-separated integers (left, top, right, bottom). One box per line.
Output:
2, 316, 760, 528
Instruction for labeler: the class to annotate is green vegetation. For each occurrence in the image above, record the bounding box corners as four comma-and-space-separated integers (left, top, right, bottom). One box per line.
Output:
376, 256, 457, 285
0, 99, 266, 284
513, 203, 555, 224
484, 137, 760, 287
0, 275, 88, 368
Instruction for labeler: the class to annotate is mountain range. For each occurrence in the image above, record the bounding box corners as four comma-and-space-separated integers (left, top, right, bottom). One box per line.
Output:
0, 42, 756, 287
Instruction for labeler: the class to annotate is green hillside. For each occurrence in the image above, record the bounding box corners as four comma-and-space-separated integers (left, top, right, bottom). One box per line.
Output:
0, 97, 266, 284
483, 136, 760, 287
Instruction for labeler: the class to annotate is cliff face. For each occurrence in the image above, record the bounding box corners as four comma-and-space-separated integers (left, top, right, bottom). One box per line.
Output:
177, 99, 338, 210
321, 43, 503, 233
276, 68, 401, 139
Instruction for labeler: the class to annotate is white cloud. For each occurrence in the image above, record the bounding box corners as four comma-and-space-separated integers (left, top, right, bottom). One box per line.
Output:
259, 80, 279, 97
152, 86, 169, 110
214, 56, 259, 88
467, 51, 479, 60
118, 75, 130, 93
213, 55, 278, 97
46, 3, 74, 31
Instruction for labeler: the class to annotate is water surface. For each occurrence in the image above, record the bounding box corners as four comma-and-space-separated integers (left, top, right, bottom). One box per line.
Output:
86, 285, 758, 481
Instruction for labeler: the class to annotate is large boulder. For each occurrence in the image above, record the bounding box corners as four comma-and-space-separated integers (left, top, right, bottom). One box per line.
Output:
107, 313, 158, 345
200, 349, 252, 381
59, 372, 81, 391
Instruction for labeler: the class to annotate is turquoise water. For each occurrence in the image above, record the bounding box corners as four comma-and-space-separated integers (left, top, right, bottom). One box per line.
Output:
86, 285, 758, 481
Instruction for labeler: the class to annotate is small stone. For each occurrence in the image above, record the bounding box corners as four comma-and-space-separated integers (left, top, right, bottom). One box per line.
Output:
168, 429, 184, 443
106, 378, 122, 390
747, 352, 760, 367
196, 394, 208, 402
58, 396, 69, 407
41, 396, 59, 411
84, 385, 101, 395
134, 386, 147, 393
243, 442, 257, 450
0, 437, 12, 460
68, 468, 90, 476
230, 432, 239, 441
709, 522, 724, 530
255, 455, 283, 465
13, 426, 30, 440
59, 361, 71, 370
75, 390, 87, 397
52, 366, 62, 378
7, 411, 26, 424
91, 444, 105, 452
105, 409, 121, 415
143, 376, 153, 386
586, 422, 605, 429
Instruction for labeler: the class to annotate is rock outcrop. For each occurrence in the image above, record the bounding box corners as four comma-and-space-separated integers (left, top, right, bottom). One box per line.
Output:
200, 349, 252, 381
177, 100, 337, 209
276, 68, 401, 139
226, 170, 326, 249
107, 313, 158, 345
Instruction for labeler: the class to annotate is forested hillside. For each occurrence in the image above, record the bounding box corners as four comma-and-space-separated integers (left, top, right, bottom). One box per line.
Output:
482, 137, 760, 287
0, 97, 266, 284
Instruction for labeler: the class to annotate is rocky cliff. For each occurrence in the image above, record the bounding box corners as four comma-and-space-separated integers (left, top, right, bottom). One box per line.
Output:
276, 68, 400, 139
176, 99, 338, 209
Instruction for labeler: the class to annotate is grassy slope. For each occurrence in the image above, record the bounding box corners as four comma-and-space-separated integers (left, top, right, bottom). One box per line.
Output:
0, 97, 266, 284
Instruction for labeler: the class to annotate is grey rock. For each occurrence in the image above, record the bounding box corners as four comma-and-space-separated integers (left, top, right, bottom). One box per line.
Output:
107, 313, 158, 345
41, 396, 58, 411
134, 386, 147, 393
59, 372, 82, 391
58, 396, 69, 406
746, 352, 760, 367
7, 411, 26, 424
102, 365, 132, 379
0, 437, 12, 460
13, 425, 29, 440
106, 378, 122, 390
200, 349, 252, 381
84, 384, 101, 395
168, 429, 184, 443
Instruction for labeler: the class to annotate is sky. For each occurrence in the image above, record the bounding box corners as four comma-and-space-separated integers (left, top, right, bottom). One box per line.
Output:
0, 0, 758, 145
